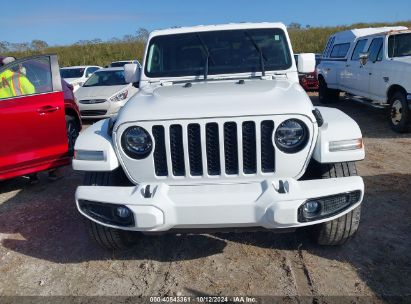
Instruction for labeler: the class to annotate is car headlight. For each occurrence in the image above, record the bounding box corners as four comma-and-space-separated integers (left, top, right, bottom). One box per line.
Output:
121, 126, 152, 159
275, 119, 309, 153
110, 90, 128, 102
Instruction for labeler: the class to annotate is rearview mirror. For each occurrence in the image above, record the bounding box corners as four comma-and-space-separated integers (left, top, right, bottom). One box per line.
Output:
297, 53, 315, 73
359, 53, 369, 65
124, 63, 141, 84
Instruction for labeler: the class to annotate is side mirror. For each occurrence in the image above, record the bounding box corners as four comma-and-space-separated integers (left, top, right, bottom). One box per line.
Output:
359, 53, 369, 65
124, 63, 141, 84
297, 53, 315, 73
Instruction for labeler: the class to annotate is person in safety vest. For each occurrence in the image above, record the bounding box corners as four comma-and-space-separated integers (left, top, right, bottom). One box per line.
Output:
0, 56, 35, 98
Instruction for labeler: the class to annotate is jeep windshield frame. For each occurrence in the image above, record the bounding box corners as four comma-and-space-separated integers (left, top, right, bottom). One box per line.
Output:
144, 28, 292, 79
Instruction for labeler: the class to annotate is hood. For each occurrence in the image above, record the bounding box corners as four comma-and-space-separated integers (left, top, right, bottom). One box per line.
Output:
115, 79, 315, 125
75, 84, 129, 100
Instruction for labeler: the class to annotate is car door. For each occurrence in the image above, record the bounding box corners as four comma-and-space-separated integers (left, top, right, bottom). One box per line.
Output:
367, 38, 387, 102
0, 55, 68, 179
343, 39, 367, 94
356, 37, 384, 97
326, 42, 351, 88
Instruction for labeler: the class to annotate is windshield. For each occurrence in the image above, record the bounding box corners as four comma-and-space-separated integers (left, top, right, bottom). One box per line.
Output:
60, 68, 85, 78
388, 33, 411, 58
83, 70, 127, 87
110, 61, 130, 67
145, 28, 292, 78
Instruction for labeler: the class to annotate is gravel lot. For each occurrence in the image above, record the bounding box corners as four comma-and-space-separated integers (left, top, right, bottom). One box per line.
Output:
0, 93, 410, 301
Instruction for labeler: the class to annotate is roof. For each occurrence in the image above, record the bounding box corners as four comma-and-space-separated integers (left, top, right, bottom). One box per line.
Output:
60, 65, 101, 69
332, 26, 408, 43
95, 67, 124, 72
149, 22, 287, 38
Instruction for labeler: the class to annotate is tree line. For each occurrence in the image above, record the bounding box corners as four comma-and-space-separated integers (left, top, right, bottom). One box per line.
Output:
2, 21, 410, 66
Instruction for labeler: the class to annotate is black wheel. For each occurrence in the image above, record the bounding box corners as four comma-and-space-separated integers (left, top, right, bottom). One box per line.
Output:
318, 77, 340, 104
307, 162, 362, 245
389, 91, 409, 133
83, 170, 139, 250
66, 115, 79, 156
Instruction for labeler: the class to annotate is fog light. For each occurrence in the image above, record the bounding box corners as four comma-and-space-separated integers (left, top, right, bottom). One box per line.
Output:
78, 200, 134, 227
303, 201, 320, 214
115, 206, 131, 218
298, 190, 361, 222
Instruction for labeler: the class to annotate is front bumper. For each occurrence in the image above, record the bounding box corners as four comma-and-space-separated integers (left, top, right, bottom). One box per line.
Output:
75, 176, 364, 232
78, 100, 125, 118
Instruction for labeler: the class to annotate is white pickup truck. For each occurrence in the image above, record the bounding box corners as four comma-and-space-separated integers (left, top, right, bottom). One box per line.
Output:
317, 26, 411, 132
72, 23, 365, 250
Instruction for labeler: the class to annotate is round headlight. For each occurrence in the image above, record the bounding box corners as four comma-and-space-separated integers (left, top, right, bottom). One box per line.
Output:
121, 126, 153, 159
275, 119, 309, 153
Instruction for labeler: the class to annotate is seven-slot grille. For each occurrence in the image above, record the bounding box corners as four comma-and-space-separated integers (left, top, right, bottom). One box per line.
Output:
152, 120, 275, 177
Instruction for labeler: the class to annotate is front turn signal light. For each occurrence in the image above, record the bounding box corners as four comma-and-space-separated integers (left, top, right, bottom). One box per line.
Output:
329, 138, 363, 152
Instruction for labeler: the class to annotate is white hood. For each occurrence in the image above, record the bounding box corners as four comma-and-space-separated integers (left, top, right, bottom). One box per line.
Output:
75, 84, 129, 100
115, 78, 316, 126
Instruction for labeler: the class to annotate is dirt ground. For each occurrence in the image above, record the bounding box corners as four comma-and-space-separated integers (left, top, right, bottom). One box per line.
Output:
0, 93, 410, 302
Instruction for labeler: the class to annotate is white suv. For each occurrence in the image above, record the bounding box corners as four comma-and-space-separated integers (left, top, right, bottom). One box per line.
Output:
72, 23, 365, 250
317, 26, 411, 132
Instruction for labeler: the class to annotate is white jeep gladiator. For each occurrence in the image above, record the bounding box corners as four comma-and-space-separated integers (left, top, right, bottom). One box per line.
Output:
73, 23, 365, 250
317, 26, 411, 133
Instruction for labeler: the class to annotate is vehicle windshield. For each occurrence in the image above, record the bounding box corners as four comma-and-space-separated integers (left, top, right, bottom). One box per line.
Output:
83, 70, 127, 87
110, 61, 130, 67
388, 33, 411, 58
145, 28, 292, 78
60, 68, 85, 78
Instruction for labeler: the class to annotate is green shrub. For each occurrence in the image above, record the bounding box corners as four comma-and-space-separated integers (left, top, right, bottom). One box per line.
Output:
5, 41, 146, 67
5, 20, 411, 65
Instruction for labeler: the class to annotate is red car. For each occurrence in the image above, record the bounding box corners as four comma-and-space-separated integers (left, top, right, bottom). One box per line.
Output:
0, 55, 81, 181
294, 54, 320, 91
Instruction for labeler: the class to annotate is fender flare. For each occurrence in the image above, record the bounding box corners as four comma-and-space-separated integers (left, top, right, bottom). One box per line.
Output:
313, 107, 365, 163
72, 119, 120, 171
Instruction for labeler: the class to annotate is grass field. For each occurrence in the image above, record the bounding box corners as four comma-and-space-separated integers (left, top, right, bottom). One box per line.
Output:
4, 20, 411, 66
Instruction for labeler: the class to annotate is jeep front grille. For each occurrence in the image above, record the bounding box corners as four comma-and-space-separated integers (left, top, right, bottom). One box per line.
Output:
152, 120, 276, 177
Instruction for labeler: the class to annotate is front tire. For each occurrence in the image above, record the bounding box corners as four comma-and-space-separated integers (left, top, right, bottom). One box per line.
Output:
318, 77, 340, 104
389, 91, 409, 133
308, 162, 362, 245
83, 170, 139, 250
66, 115, 79, 156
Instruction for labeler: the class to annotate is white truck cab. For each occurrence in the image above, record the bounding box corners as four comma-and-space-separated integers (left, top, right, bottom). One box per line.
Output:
72, 23, 365, 250
317, 26, 411, 132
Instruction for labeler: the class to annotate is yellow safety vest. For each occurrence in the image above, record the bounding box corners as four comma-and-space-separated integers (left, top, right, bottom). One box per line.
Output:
0, 69, 36, 99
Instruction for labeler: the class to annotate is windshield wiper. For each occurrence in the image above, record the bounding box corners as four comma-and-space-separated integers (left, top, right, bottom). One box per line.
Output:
196, 33, 215, 80
244, 31, 267, 77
